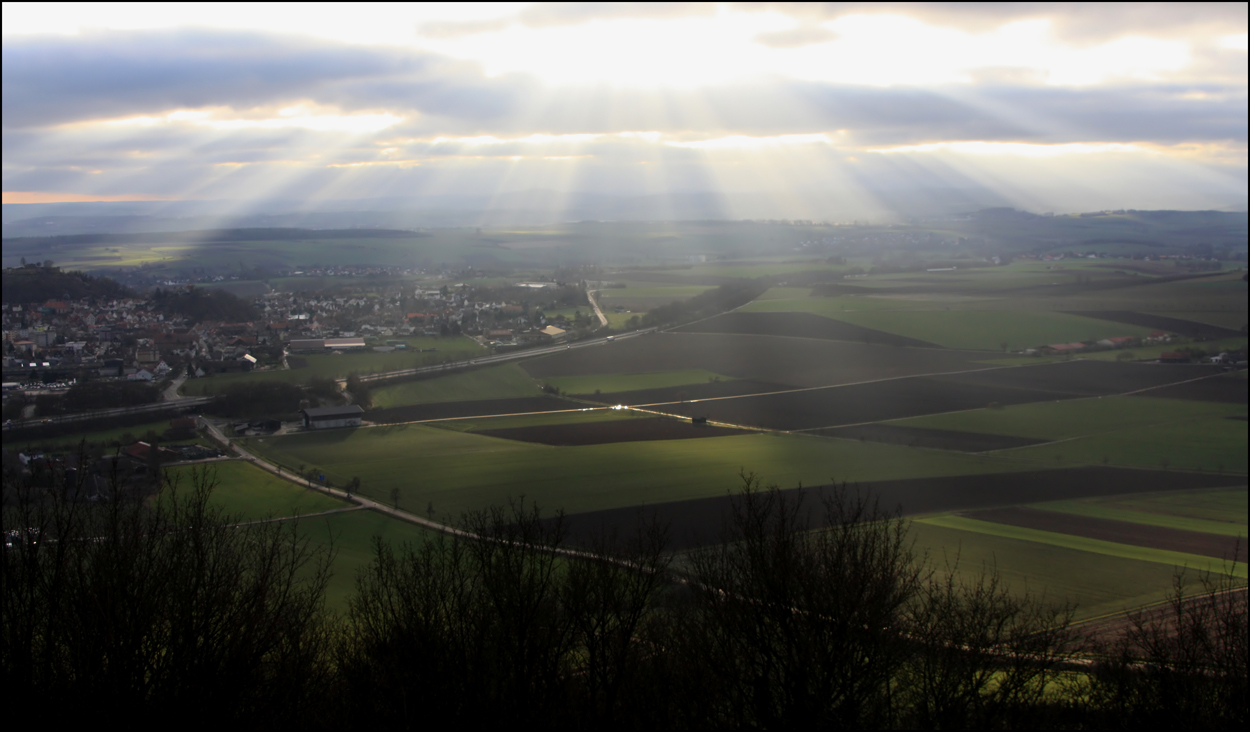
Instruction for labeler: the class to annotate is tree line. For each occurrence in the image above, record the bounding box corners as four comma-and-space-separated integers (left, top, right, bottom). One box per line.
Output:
2, 466, 1244, 729
642, 280, 769, 328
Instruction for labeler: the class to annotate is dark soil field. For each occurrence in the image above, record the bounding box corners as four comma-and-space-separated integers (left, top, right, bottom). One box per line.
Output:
575, 379, 791, 406
813, 424, 1047, 452
1133, 372, 1249, 404
1074, 588, 1247, 645
558, 467, 1246, 549
476, 416, 748, 446
1070, 311, 1246, 339
674, 311, 941, 348
965, 506, 1247, 562
656, 373, 1069, 430
937, 360, 1225, 397
366, 396, 584, 424
522, 332, 982, 388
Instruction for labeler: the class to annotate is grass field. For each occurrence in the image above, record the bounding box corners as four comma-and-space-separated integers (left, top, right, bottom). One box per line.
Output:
369, 363, 541, 408
917, 515, 1246, 579
1002, 416, 1247, 474
545, 369, 734, 395
295, 508, 434, 610
906, 521, 1195, 621
979, 337, 1249, 366
15, 418, 210, 449
815, 310, 1157, 351
889, 395, 1244, 441
1032, 490, 1248, 537
246, 426, 1031, 520
164, 459, 347, 521
889, 395, 1247, 473
1066, 488, 1250, 524
430, 407, 641, 432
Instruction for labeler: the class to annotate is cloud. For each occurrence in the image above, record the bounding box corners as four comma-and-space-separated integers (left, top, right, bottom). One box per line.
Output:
754, 26, 836, 48
1, 29, 437, 129
741, 3, 1248, 44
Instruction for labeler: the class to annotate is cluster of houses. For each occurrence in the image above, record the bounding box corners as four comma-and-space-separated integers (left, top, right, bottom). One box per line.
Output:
1028, 331, 1173, 357
1, 273, 584, 391
0, 292, 280, 386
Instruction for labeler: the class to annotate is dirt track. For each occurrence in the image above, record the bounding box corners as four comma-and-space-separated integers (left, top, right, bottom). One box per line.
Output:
367, 396, 584, 424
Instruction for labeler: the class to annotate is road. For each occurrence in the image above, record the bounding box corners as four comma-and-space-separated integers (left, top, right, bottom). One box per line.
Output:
199, 417, 503, 538
587, 289, 610, 328
9, 394, 213, 428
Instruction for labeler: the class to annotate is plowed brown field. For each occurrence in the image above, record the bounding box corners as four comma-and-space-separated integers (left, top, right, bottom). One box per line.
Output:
477, 417, 747, 446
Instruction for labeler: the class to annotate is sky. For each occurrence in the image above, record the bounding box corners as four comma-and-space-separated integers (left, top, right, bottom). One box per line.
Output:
2, 2, 1247, 218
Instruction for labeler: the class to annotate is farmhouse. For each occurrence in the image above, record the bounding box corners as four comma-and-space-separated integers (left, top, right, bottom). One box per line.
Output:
324, 337, 367, 350
1041, 342, 1086, 355
540, 325, 567, 342
301, 404, 364, 430
288, 338, 325, 352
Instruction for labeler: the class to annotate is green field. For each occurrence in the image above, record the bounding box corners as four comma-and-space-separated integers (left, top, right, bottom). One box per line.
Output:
1001, 416, 1247, 474
890, 395, 1245, 441
431, 407, 640, 433
817, 310, 1157, 351
369, 363, 541, 408
15, 418, 209, 449
164, 459, 348, 521
918, 515, 1246, 579
1032, 490, 1248, 537
889, 396, 1247, 473
545, 369, 734, 395
1065, 488, 1250, 524
979, 338, 1249, 366
304, 509, 434, 609
246, 426, 1034, 520
907, 521, 1195, 621
741, 291, 926, 315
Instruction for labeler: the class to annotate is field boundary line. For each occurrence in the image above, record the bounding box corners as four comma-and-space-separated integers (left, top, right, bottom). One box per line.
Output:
1119, 368, 1244, 397
672, 328, 955, 351
787, 366, 1239, 438
631, 360, 1066, 409
361, 406, 611, 429
228, 505, 366, 527
918, 515, 1249, 578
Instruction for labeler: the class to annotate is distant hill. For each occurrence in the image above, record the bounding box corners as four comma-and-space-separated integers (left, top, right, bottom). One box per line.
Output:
1, 265, 135, 304
0, 227, 426, 247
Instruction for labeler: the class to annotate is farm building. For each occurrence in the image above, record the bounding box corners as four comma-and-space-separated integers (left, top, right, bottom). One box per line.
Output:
1041, 342, 1086, 355
288, 337, 367, 352
288, 338, 325, 352
540, 325, 567, 342
301, 405, 364, 430
324, 337, 366, 350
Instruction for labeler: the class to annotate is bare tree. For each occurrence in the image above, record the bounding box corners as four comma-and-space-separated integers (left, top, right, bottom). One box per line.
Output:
674, 474, 922, 728
1, 462, 333, 725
